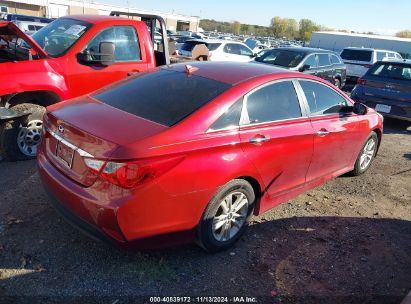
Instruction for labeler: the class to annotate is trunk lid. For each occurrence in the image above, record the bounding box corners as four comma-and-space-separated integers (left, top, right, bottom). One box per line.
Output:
43, 97, 168, 186
0, 21, 48, 58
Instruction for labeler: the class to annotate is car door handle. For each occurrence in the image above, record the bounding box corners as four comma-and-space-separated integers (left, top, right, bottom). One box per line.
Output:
316, 130, 330, 137
127, 70, 141, 77
249, 135, 271, 144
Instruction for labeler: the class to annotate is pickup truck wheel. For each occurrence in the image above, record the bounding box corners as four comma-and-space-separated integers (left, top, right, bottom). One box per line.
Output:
0, 103, 45, 161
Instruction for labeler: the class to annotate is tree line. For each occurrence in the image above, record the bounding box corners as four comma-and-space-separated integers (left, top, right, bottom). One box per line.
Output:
200, 16, 411, 41
200, 16, 336, 41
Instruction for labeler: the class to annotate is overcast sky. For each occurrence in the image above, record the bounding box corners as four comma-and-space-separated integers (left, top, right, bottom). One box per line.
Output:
99, 0, 409, 36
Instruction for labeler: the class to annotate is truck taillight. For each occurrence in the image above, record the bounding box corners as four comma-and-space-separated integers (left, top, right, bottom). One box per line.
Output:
83, 156, 184, 189
357, 78, 367, 85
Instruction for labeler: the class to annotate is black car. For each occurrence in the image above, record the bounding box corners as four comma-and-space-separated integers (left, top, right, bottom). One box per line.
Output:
351, 60, 411, 123
254, 47, 346, 89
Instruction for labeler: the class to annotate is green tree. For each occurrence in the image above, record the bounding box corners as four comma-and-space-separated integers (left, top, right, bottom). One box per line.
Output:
231, 21, 241, 35
299, 19, 320, 41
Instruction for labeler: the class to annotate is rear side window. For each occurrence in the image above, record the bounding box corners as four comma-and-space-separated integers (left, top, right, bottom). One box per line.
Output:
299, 80, 348, 115
94, 70, 231, 126
340, 49, 372, 62
209, 98, 243, 131
243, 81, 302, 125
318, 54, 331, 66
368, 63, 411, 80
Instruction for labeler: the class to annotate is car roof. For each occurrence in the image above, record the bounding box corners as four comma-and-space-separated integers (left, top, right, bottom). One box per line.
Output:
343, 47, 400, 53
376, 59, 411, 65
165, 61, 300, 85
185, 39, 246, 45
273, 47, 337, 55
62, 15, 133, 25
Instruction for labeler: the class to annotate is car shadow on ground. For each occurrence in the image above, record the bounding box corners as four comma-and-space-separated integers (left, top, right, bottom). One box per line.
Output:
0, 215, 410, 304
383, 118, 411, 135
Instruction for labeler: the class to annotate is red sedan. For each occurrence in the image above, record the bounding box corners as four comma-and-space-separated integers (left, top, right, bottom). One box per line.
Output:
37, 62, 383, 252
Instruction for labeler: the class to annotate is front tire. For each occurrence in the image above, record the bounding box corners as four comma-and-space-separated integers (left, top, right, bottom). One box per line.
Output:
0, 103, 45, 161
197, 179, 255, 253
351, 132, 379, 176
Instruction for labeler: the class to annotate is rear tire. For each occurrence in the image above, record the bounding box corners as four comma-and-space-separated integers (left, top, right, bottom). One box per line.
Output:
197, 179, 255, 253
0, 103, 45, 161
350, 132, 379, 176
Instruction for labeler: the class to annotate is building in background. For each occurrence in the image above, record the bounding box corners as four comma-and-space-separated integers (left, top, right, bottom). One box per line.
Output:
0, 0, 200, 32
310, 31, 411, 59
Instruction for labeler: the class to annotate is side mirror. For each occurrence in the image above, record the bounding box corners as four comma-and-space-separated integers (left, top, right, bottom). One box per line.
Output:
353, 102, 368, 115
76, 41, 115, 66
299, 64, 310, 72
99, 41, 115, 66
249, 53, 257, 58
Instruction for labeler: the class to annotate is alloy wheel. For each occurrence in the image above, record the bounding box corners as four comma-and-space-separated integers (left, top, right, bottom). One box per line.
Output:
359, 137, 376, 170
212, 191, 249, 242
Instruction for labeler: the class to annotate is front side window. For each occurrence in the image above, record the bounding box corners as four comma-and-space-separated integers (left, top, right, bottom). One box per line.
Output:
303, 54, 318, 68
243, 81, 302, 125
223, 43, 240, 55
238, 45, 253, 56
318, 53, 331, 66
31, 18, 91, 57
331, 54, 342, 64
299, 80, 348, 116
85, 26, 141, 62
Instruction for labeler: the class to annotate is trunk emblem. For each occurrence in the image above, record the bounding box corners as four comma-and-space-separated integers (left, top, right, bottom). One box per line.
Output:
385, 84, 395, 89
58, 124, 65, 134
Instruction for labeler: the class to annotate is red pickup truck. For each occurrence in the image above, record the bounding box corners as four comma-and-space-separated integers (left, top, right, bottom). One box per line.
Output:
0, 12, 170, 160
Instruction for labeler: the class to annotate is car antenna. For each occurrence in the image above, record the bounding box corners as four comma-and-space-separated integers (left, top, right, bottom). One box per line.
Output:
185, 64, 199, 75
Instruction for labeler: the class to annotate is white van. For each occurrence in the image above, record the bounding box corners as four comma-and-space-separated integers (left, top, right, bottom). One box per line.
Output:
340, 47, 402, 82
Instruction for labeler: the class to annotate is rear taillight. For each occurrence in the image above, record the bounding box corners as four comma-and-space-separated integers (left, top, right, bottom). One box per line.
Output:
83, 156, 184, 189
357, 78, 367, 85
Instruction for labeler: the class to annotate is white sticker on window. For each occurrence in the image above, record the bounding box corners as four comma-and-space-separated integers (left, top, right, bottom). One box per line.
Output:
64, 25, 86, 36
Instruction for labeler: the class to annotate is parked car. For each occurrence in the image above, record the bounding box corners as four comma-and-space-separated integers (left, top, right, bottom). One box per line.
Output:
38, 62, 383, 252
0, 12, 170, 161
340, 47, 402, 83
179, 39, 254, 62
1, 14, 52, 24
15, 20, 47, 35
254, 47, 346, 88
351, 59, 411, 123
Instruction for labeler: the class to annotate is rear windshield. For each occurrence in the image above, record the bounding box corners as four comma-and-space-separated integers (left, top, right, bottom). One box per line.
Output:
181, 41, 221, 52
255, 49, 306, 68
94, 69, 231, 126
368, 63, 411, 81
340, 49, 372, 62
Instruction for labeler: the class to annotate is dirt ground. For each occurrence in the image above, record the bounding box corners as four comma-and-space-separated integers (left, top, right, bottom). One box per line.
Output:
0, 119, 410, 304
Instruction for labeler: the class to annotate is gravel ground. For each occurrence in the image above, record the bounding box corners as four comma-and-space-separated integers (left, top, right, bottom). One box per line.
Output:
0, 119, 410, 304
